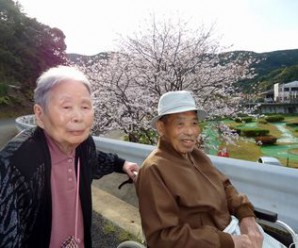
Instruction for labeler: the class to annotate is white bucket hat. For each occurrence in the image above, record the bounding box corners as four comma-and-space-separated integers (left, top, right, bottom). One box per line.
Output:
151, 91, 207, 128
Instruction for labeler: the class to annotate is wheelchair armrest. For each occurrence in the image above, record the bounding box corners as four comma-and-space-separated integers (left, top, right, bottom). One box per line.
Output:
254, 207, 278, 223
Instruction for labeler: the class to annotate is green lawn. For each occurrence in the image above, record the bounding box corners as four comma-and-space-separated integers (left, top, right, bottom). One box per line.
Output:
226, 138, 262, 162
214, 116, 298, 169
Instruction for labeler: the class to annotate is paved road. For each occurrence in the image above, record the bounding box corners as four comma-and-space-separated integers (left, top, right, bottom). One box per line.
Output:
0, 118, 19, 149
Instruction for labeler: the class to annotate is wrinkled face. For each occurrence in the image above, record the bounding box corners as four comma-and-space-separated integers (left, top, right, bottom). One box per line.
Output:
157, 111, 200, 155
34, 80, 94, 154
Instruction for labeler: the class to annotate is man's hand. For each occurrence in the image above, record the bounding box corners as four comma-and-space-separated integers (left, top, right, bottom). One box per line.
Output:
240, 217, 263, 248
232, 234, 253, 248
122, 161, 139, 182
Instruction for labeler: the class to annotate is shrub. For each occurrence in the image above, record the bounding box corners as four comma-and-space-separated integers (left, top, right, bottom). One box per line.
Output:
227, 126, 241, 135
258, 118, 267, 124
233, 116, 253, 123
0, 83, 8, 96
255, 135, 277, 145
124, 129, 157, 144
241, 128, 269, 137
0, 96, 10, 105
237, 113, 249, 117
286, 122, 298, 127
265, 115, 284, 122
234, 118, 243, 123
241, 117, 254, 123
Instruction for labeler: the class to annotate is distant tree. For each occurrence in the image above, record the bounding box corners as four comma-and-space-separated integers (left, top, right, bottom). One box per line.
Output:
16, 17, 67, 88
0, 0, 67, 89
0, 0, 23, 82
78, 17, 256, 144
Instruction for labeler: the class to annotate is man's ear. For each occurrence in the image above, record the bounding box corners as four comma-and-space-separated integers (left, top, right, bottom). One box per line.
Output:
34, 104, 45, 128
156, 120, 165, 137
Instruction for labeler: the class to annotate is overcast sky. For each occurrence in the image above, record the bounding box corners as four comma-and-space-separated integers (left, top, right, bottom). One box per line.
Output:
16, 0, 298, 55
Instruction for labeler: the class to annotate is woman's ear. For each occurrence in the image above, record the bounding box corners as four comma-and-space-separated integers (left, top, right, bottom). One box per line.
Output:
34, 104, 45, 128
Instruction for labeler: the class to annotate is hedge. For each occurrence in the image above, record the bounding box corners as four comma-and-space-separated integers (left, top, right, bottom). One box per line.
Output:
286, 122, 298, 127
255, 135, 277, 145
265, 115, 284, 122
234, 116, 254, 123
240, 128, 269, 137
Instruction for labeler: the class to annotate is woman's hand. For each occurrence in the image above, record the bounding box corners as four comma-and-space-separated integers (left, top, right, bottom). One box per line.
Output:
122, 161, 139, 182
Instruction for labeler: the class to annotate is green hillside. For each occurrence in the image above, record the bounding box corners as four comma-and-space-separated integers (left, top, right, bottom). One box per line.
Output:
232, 49, 298, 92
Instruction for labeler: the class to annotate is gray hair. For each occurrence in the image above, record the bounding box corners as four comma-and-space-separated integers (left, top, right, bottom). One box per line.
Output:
34, 65, 92, 109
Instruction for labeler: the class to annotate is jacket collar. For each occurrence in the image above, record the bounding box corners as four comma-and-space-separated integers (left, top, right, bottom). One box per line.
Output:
157, 137, 193, 160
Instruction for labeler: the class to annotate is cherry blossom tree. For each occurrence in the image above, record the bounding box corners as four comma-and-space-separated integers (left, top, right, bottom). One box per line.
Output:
78, 52, 156, 142
78, 17, 256, 144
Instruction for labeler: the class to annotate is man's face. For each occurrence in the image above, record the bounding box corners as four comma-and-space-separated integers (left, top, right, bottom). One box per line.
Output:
34, 80, 94, 153
157, 111, 200, 155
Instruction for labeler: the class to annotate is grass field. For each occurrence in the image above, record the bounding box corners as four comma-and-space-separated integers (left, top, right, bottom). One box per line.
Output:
217, 116, 298, 168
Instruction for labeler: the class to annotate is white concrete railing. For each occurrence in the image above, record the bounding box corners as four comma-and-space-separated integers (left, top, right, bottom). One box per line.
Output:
15, 115, 298, 232
15, 115, 36, 131
95, 137, 298, 232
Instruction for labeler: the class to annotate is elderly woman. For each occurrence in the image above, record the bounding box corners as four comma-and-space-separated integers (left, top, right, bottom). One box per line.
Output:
136, 91, 285, 248
0, 66, 139, 248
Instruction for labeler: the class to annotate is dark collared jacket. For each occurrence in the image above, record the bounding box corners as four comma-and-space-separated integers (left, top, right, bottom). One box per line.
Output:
0, 127, 125, 248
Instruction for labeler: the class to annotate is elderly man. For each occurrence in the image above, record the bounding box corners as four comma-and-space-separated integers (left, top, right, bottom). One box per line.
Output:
0, 66, 139, 248
136, 91, 285, 248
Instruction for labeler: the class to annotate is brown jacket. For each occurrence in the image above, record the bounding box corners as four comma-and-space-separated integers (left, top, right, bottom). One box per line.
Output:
136, 138, 255, 248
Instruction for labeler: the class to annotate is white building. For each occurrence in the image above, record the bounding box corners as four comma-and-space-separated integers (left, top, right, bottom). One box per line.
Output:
274, 81, 298, 102
256, 81, 298, 114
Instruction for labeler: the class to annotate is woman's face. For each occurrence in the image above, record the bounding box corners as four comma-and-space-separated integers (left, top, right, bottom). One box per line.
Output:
34, 80, 94, 154
157, 111, 200, 155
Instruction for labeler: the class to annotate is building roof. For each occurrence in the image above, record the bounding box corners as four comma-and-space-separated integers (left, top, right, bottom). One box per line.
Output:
259, 89, 274, 96
284, 81, 298, 87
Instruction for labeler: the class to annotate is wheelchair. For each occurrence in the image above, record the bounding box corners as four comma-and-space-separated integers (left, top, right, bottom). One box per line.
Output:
253, 207, 298, 248
116, 206, 297, 248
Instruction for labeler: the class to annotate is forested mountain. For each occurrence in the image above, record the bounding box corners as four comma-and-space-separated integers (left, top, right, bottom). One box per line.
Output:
229, 49, 298, 92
